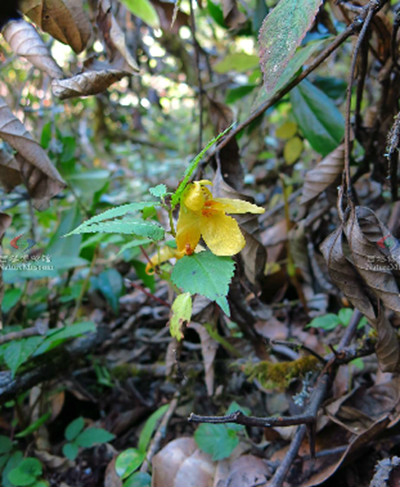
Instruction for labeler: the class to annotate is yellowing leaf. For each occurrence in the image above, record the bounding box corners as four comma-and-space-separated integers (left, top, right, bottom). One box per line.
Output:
284, 136, 303, 164
276, 121, 298, 139
214, 53, 259, 74
170, 293, 192, 340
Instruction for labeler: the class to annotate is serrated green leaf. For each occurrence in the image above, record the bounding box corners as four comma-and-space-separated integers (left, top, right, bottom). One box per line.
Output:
259, 0, 323, 94
65, 417, 85, 441
170, 293, 192, 340
4, 337, 43, 377
75, 428, 115, 448
171, 251, 235, 315
194, 423, 238, 461
8, 457, 42, 486
116, 448, 145, 479
149, 184, 167, 198
62, 442, 79, 461
66, 220, 164, 241
171, 127, 232, 209
119, 0, 159, 27
65, 201, 159, 236
307, 313, 340, 331
138, 404, 169, 453
34, 322, 96, 356
290, 79, 344, 156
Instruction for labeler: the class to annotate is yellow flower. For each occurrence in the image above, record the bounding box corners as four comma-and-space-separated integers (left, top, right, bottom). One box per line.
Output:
145, 245, 183, 274
176, 180, 264, 256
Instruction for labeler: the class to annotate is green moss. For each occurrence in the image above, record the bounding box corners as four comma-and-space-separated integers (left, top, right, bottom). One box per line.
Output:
244, 355, 321, 390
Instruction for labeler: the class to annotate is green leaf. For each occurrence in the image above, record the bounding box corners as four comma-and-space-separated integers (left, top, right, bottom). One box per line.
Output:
338, 308, 353, 326
259, 0, 323, 94
225, 401, 251, 432
4, 337, 43, 377
0, 436, 13, 455
171, 127, 232, 209
171, 251, 235, 315
1, 288, 23, 313
214, 53, 260, 74
123, 472, 151, 487
66, 170, 110, 197
307, 313, 340, 331
194, 423, 239, 461
66, 220, 164, 241
138, 404, 169, 453
34, 322, 96, 356
15, 412, 51, 438
115, 448, 146, 479
290, 79, 344, 156
8, 457, 42, 486
75, 428, 115, 448
119, 0, 159, 28
149, 184, 167, 198
131, 260, 155, 293
226, 85, 257, 104
3, 452, 23, 487
207, 0, 226, 28
62, 442, 79, 461
65, 417, 85, 441
93, 269, 123, 313
169, 293, 192, 340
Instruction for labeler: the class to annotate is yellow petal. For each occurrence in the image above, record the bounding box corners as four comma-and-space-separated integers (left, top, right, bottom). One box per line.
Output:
145, 246, 182, 274
200, 213, 245, 255
183, 181, 212, 212
176, 207, 201, 254
216, 198, 265, 214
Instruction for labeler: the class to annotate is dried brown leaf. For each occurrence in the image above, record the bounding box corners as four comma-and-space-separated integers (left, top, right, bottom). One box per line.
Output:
151, 0, 189, 33
20, 0, 92, 53
2, 19, 64, 78
52, 62, 130, 99
0, 97, 65, 209
344, 206, 400, 315
373, 311, 400, 372
97, 0, 139, 73
222, 0, 247, 29
320, 227, 376, 321
189, 322, 219, 396
0, 146, 21, 191
300, 144, 344, 208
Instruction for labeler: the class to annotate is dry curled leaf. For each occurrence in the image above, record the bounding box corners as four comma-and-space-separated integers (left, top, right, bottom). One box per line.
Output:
343, 206, 400, 316
152, 437, 270, 487
373, 311, 400, 373
320, 227, 376, 321
2, 19, 64, 78
151, 0, 189, 34
52, 61, 130, 99
97, 0, 139, 73
0, 97, 65, 209
189, 322, 219, 396
0, 146, 21, 191
222, 0, 247, 29
300, 144, 344, 208
20, 0, 92, 53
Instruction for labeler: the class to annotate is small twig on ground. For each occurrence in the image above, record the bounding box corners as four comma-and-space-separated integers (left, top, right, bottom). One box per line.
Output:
0, 324, 46, 345
140, 380, 186, 472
